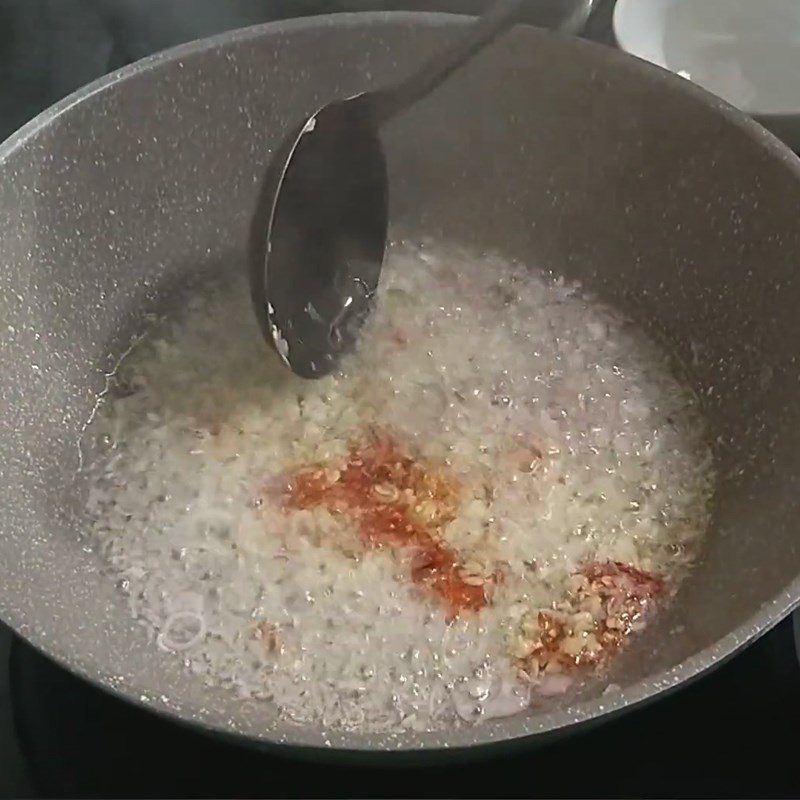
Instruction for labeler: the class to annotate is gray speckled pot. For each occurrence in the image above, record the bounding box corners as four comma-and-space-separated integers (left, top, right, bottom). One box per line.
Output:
2, 12, 800, 757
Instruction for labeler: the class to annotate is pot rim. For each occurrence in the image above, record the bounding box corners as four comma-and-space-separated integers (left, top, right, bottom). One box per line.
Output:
2, 11, 800, 754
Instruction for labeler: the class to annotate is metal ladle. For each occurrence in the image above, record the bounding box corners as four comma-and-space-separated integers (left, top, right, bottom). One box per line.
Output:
249, 0, 549, 378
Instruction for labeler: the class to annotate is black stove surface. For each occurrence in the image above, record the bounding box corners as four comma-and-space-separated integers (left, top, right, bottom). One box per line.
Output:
9, 615, 800, 798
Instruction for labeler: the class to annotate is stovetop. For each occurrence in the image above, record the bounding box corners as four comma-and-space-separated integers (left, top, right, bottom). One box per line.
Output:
4, 614, 799, 798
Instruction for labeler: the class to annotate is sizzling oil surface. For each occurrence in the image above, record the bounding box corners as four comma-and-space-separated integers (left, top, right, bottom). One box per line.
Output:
85, 241, 713, 732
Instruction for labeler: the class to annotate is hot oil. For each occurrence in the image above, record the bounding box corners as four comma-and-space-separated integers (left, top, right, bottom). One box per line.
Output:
84, 240, 714, 732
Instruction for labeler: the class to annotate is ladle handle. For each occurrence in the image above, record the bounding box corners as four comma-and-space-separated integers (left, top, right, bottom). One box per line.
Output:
368, 0, 527, 126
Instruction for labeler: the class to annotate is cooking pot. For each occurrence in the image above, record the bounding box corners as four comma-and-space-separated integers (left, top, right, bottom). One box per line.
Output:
2, 12, 800, 755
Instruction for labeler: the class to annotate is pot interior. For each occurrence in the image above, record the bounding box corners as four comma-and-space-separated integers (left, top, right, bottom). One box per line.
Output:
1, 14, 800, 749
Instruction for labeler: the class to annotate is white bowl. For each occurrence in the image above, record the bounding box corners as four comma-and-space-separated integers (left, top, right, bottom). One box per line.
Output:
613, 0, 800, 150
